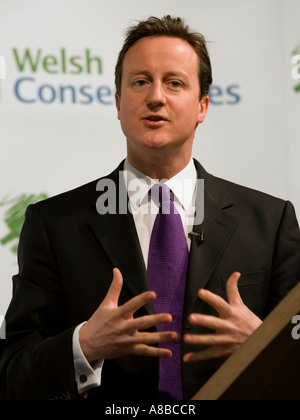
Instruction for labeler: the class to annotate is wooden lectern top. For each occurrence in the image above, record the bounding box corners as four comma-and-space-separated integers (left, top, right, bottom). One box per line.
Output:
192, 281, 300, 400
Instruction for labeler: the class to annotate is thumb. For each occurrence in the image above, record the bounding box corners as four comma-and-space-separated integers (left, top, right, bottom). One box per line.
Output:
103, 268, 123, 307
226, 272, 243, 306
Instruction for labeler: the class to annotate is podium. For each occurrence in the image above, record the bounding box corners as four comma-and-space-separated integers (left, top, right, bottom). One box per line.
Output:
192, 282, 300, 400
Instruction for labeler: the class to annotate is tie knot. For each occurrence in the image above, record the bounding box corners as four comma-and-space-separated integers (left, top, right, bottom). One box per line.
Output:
150, 184, 175, 215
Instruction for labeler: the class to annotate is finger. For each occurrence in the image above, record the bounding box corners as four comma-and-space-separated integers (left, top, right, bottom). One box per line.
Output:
183, 346, 233, 363
188, 313, 228, 332
198, 289, 231, 318
226, 272, 243, 306
184, 333, 230, 347
128, 313, 173, 331
132, 344, 173, 359
102, 268, 123, 307
135, 331, 178, 346
120, 290, 157, 318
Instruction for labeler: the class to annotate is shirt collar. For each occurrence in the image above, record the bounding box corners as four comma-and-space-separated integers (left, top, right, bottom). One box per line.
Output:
123, 158, 197, 211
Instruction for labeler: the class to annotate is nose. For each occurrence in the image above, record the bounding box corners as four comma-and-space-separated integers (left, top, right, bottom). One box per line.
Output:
147, 81, 167, 111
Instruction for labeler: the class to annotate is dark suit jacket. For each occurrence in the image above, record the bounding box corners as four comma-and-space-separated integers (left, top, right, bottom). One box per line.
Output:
1, 160, 300, 400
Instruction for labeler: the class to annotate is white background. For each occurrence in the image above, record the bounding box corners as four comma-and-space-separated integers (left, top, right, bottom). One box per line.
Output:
0, 0, 299, 315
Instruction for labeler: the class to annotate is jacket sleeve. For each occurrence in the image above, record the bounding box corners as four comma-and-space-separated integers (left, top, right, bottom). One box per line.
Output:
0, 204, 79, 400
266, 201, 300, 315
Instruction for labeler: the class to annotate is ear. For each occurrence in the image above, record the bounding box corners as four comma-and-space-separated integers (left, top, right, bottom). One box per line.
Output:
197, 95, 209, 124
115, 93, 121, 120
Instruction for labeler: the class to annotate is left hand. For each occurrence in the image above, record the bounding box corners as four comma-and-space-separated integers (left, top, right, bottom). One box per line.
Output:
183, 272, 263, 362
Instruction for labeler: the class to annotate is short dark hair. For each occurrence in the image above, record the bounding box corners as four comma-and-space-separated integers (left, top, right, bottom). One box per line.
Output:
115, 15, 213, 99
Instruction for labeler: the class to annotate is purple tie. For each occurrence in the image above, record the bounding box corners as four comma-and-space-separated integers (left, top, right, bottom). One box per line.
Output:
147, 184, 189, 400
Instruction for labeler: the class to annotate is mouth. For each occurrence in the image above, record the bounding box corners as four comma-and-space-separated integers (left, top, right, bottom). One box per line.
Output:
142, 115, 168, 128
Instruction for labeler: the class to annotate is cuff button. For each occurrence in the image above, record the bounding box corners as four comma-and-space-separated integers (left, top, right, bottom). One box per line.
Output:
80, 374, 88, 384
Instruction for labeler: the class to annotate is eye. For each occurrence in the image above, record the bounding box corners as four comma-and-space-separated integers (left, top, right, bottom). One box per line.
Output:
133, 79, 148, 87
167, 80, 183, 90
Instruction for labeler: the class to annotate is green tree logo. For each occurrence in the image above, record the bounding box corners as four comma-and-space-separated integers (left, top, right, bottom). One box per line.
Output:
0, 193, 48, 255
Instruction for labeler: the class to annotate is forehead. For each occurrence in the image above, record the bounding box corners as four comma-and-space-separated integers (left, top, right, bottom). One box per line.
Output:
122, 36, 199, 76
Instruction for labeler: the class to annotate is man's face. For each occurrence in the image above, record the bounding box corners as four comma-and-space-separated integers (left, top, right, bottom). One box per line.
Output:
116, 36, 209, 162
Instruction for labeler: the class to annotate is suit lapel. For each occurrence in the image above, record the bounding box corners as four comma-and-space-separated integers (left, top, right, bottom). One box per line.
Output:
183, 161, 238, 324
88, 163, 153, 315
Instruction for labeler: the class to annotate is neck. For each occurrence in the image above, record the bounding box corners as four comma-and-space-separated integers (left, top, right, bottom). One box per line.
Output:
127, 148, 193, 180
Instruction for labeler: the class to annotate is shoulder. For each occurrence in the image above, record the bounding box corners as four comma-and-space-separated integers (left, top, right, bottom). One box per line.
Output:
30, 162, 124, 218
195, 159, 286, 208
31, 178, 99, 218
194, 159, 294, 227
214, 174, 286, 207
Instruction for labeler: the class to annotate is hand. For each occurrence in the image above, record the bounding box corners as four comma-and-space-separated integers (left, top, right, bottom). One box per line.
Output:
183, 272, 262, 362
79, 268, 178, 363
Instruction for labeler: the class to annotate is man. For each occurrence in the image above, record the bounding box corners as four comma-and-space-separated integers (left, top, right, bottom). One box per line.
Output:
0, 16, 300, 400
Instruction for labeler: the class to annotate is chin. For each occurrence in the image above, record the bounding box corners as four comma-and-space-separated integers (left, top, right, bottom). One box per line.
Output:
141, 134, 172, 150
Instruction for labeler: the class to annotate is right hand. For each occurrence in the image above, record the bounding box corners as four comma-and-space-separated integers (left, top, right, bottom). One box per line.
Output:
79, 268, 178, 364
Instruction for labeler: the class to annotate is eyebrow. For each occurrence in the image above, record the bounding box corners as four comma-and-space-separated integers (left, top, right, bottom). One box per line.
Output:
128, 70, 188, 80
163, 71, 188, 80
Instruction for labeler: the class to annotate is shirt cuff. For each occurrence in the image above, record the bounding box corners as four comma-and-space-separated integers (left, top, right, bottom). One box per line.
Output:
72, 322, 104, 394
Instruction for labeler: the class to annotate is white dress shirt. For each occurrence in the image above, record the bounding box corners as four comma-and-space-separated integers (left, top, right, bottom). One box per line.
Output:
73, 158, 197, 394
